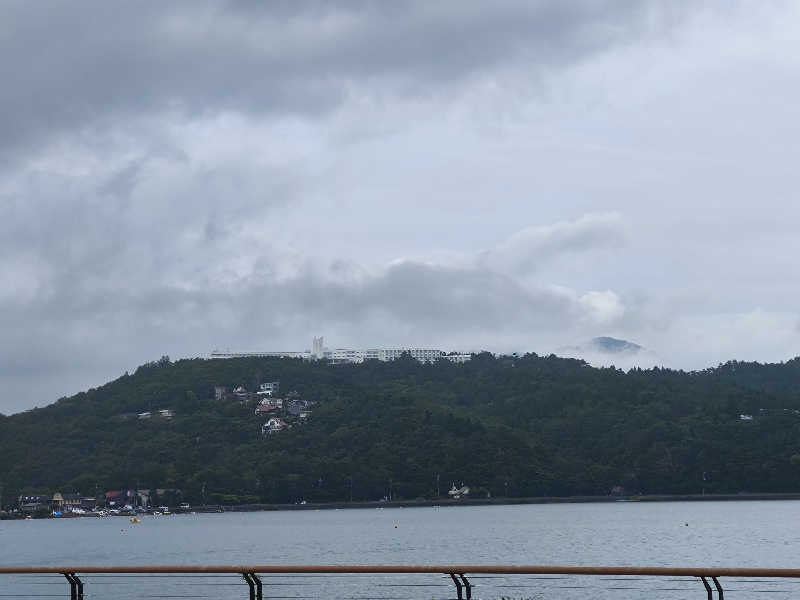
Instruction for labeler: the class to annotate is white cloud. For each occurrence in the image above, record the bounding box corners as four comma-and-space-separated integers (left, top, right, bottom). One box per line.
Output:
478, 212, 625, 275
579, 290, 626, 324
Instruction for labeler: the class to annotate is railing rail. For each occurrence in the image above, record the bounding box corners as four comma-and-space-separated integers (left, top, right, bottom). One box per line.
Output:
3, 565, 800, 600
3, 565, 800, 575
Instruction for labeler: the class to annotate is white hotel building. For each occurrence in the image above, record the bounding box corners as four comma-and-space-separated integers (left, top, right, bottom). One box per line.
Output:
212, 337, 471, 365
326, 347, 467, 364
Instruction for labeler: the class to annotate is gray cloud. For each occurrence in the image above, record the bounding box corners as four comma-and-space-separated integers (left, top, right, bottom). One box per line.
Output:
0, 238, 612, 414
0, 0, 681, 161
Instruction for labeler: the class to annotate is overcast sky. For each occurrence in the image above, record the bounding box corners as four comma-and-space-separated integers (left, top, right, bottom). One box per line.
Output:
2, 1, 800, 414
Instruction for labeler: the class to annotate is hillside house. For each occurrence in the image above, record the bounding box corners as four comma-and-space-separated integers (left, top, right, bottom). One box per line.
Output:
288, 398, 311, 416
214, 386, 226, 400
233, 386, 249, 401
255, 403, 276, 415
158, 409, 174, 419
257, 397, 283, 410
257, 381, 280, 396
262, 417, 287, 435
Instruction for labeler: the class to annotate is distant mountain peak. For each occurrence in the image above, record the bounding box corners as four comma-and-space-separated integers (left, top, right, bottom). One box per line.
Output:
555, 336, 655, 369
588, 336, 642, 355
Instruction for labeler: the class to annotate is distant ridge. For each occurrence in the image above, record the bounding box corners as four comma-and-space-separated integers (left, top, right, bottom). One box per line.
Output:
4, 352, 800, 506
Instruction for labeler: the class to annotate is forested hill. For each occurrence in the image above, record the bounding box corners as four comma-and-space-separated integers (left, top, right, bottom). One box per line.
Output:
3, 353, 800, 507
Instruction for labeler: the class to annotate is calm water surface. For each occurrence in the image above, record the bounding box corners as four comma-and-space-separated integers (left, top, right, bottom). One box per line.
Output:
2, 501, 799, 599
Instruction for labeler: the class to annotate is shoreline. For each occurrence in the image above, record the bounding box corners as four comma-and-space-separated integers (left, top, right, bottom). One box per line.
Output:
223, 492, 800, 512
192, 492, 800, 513
6, 492, 800, 519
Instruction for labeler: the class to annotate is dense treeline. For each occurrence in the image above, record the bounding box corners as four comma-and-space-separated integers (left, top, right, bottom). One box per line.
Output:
3, 353, 800, 507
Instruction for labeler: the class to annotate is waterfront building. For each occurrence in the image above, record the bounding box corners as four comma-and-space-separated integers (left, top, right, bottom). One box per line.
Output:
17, 495, 51, 513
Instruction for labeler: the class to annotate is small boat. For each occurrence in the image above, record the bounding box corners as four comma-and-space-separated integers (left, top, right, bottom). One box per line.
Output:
152, 511, 162, 516
130, 517, 141, 524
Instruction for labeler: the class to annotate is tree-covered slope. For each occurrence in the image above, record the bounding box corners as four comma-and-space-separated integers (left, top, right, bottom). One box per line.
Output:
3, 353, 800, 506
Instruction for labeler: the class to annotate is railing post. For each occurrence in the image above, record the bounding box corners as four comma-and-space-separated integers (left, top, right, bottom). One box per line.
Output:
712, 576, 724, 600
449, 573, 463, 600
62, 573, 76, 600
242, 572, 255, 600
458, 574, 471, 600
700, 576, 724, 600
252, 573, 263, 600
700, 576, 713, 600
62, 573, 83, 600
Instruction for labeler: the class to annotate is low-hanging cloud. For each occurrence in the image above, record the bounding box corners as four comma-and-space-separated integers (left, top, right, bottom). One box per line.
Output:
477, 212, 625, 274
0, 203, 630, 413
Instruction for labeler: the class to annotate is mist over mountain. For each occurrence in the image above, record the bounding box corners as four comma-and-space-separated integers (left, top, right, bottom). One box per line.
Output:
557, 336, 661, 369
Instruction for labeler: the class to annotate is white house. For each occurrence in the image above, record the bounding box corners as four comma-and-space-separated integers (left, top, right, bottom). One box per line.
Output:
257, 381, 280, 396
261, 417, 287, 435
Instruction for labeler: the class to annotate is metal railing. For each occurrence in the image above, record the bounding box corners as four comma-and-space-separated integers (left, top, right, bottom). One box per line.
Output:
4, 565, 800, 600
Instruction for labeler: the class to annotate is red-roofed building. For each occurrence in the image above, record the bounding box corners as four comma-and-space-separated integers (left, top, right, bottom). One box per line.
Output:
261, 417, 287, 435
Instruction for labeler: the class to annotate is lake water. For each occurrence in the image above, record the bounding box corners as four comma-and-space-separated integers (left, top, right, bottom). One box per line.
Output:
2, 501, 800, 599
